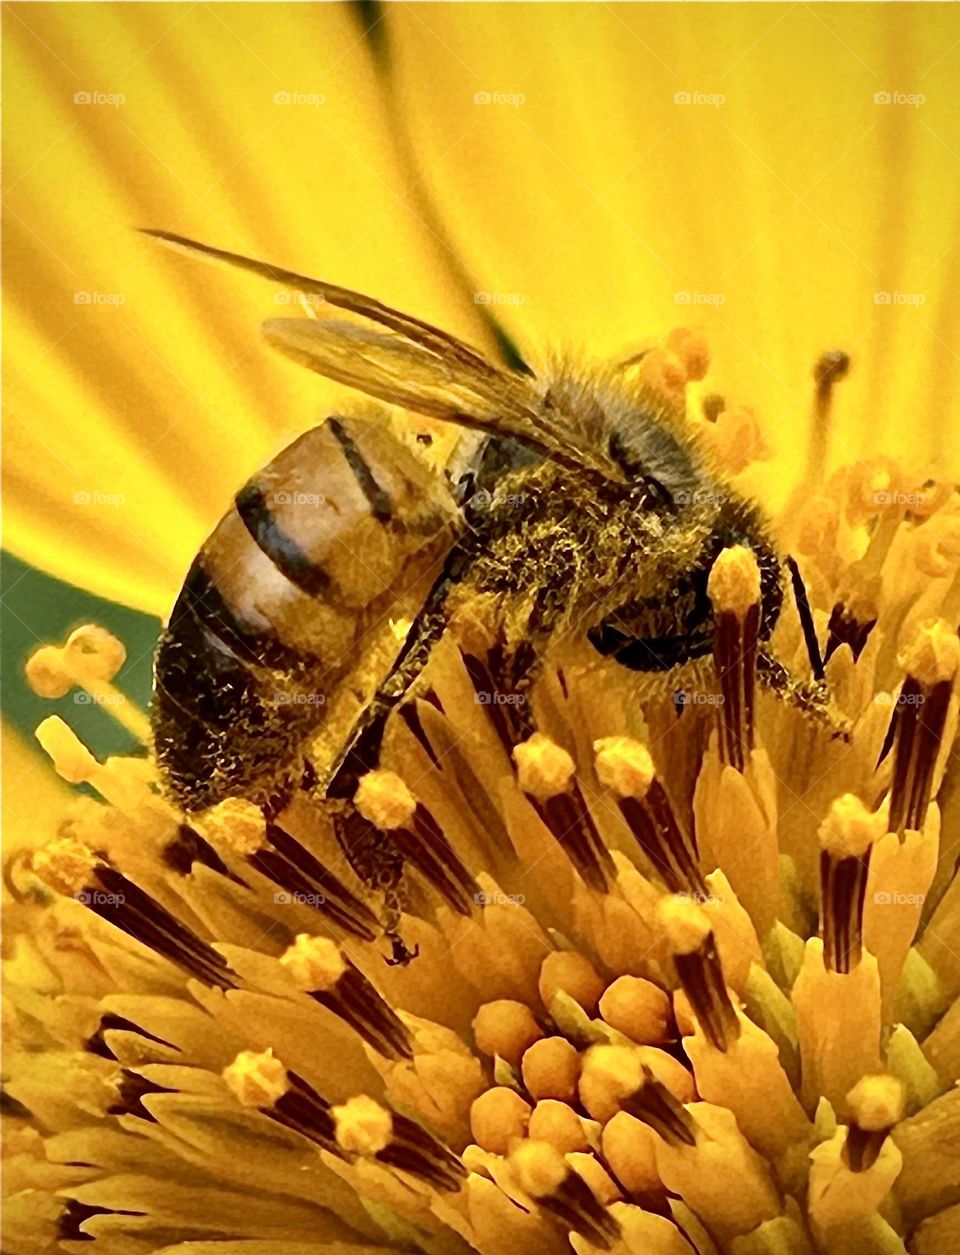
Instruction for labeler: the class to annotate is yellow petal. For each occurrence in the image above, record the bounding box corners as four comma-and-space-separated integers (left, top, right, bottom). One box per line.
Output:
389, 3, 960, 495
2, 3, 489, 614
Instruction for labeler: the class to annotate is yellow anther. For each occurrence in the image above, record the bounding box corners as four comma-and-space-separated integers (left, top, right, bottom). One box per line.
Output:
593, 737, 654, 800
333, 1095, 393, 1156
818, 795, 886, 861
354, 770, 416, 830
35, 716, 97, 784
280, 934, 346, 991
707, 545, 762, 617
470, 1086, 531, 1156
514, 733, 576, 801
223, 1048, 289, 1109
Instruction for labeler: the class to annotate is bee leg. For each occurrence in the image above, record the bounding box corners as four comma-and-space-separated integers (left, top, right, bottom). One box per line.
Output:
757, 646, 850, 740
304, 546, 475, 961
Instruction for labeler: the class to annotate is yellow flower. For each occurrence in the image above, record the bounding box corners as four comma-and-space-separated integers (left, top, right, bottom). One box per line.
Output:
4, 5, 960, 1255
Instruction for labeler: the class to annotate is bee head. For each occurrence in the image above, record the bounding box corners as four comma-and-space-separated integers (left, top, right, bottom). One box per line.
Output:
586, 498, 784, 672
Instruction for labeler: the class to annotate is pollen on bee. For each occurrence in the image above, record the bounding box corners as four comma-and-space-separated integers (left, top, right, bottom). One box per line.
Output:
389, 616, 413, 643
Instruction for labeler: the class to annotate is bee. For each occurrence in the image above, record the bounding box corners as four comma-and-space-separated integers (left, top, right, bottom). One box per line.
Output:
149, 232, 829, 960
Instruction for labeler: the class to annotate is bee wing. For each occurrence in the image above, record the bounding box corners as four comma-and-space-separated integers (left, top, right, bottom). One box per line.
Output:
143, 230, 620, 481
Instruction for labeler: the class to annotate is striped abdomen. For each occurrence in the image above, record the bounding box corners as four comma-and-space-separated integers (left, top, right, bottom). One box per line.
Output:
153, 416, 460, 811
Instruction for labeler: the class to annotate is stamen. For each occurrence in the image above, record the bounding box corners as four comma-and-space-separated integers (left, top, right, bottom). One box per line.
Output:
888, 620, 959, 834
598, 975, 671, 1046
333, 1095, 464, 1191
354, 770, 478, 915
818, 795, 885, 974
470, 1086, 531, 1155
813, 350, 851, 428
509, 1140, 621, 1249
658, 895, 740, 1053
539, 951, 606, 1017
594, 737, 704, 895
472, 999, 544, 1065
521, 1036, 581, 1103
33, 717, 155, 815
843, 1074, 905, 1173
204, 798, 379, 941
514, 734, 614, 892
462, 646, 533, 750
707, 547, 762, 770
33, 836, 236, 989
26, 625, 151, 744
281, 934, 413, 1060
224, 1048, 340, 1154
528, 1100, 590, 1153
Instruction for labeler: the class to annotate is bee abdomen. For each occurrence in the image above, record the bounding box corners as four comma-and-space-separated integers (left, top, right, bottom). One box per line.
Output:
234, 482, 333, 598
153, 416, 460, 812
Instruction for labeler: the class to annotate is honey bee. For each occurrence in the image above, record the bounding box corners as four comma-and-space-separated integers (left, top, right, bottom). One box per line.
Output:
149, 232, 827, 960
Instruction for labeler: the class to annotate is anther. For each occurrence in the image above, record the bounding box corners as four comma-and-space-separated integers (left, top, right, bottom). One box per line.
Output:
843, 1074, 905, 1172
204, 799, 380, 942
354, 770, 478, 915
281, 934, 413, 1060
818, 795, 885, 974
472, 999, 544, 1065
594, 737, 705, 895
888, 620, 959, 834
509, 1139, 621, 1250
27, 626, 150, 743
33, 836, 236, 989
707, 547, 762, 771
333, 1095, 464, 1191
223, 1048, 339, 1154
813, 350, 851, 427
514, 734, 614, 892
658, 895, 740, 1053
470, 1086, 531, 1155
